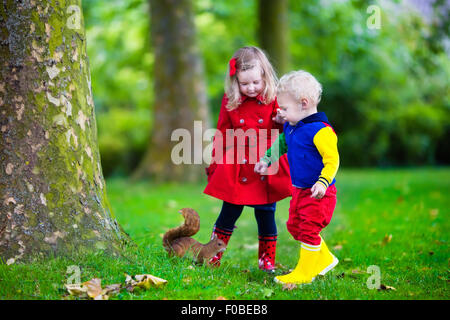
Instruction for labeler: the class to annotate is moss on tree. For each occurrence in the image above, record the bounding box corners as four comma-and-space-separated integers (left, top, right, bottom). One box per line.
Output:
0, 0, 129, 264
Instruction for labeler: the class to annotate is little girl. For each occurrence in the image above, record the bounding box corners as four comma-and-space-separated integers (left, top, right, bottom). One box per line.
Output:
204, 46, 292, 272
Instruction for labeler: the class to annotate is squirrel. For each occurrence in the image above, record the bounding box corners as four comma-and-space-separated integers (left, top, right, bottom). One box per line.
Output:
163, 208, 226, 265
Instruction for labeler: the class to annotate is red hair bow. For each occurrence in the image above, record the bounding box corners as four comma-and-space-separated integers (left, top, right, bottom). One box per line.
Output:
229, 58, 237, 77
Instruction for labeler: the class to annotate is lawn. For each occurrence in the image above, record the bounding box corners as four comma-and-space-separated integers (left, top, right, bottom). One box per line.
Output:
1, 168, 448, 300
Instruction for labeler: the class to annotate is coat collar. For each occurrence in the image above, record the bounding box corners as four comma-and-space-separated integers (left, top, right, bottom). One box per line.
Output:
284, 112, 330, 131
240, 94, 265, 104
300, 112, 330, 125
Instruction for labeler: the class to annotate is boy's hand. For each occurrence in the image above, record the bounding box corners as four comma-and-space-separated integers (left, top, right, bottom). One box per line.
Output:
272, 109, 286, 124
254, 161, 269, 174
311, 182, 326, 199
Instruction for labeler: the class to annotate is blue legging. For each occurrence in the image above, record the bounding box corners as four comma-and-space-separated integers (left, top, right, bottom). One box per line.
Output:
214, 201, 277, 236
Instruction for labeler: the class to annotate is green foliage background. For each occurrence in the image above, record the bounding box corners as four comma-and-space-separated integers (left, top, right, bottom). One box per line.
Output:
82, 0, 450, 176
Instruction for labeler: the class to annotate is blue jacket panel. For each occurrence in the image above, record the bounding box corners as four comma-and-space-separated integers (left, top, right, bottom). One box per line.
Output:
284, 112, 336, 188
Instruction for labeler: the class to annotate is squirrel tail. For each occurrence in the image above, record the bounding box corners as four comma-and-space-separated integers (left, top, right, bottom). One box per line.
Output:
162, 208, 200, 254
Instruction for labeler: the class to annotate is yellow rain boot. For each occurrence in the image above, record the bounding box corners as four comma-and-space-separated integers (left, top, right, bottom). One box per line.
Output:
316, 236, 339, 276
274, 242, 320, 285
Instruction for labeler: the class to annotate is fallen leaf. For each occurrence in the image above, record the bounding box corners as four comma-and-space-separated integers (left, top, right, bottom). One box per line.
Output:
65, 273, 166, 300
104, 283, 122, 295
84, 278, 103, 299
125, 273, 168, 290
64, 283, 88, 298
382, 234, 392, 246
216, 296, 227, 300
379, 284, 396, 291
65, 278, 118, 300
282, 283, 297, 291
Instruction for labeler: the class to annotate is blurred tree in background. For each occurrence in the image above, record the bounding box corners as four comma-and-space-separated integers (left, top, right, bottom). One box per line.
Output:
82, 0, 449, 178
132, 0, 210, 182
258, 0, 290, 74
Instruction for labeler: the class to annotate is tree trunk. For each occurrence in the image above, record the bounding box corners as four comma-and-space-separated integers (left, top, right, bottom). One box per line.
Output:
133, 0, 210, 182
0, 1, 128, 264
258, 0, 290, 75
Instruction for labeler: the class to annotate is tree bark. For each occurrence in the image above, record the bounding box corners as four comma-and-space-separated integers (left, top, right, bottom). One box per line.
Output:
133, 0, 210, 182
258, 0, 290, 75
0, 0, 128, 263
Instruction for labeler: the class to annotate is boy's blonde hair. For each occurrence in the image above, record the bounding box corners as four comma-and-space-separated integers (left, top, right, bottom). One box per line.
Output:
277, 70, 322, 107
225, 46, 278, 110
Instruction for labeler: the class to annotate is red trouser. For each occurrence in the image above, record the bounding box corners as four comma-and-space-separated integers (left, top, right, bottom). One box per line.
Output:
286, 184, 337, 246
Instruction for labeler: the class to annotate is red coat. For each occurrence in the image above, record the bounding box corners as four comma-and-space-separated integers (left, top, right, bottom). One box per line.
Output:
204, 94, 292, 205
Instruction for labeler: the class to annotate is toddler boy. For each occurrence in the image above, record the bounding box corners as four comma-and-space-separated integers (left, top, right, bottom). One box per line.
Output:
254, 70, 339, 284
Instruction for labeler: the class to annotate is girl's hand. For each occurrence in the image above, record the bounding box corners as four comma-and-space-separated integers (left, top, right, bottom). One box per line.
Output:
311, 182, 326, 199
254, 161, 269, 174
272, 109, 286, 124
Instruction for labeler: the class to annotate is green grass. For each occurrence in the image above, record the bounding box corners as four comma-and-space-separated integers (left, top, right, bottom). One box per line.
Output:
1, 168, 449, 300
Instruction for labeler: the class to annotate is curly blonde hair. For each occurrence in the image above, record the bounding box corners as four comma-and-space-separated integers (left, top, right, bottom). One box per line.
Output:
225, 46, 278, 110
277, 70, 322, 107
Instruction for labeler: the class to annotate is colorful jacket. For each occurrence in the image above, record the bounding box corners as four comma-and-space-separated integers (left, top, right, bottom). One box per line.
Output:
261, 112, 339, 189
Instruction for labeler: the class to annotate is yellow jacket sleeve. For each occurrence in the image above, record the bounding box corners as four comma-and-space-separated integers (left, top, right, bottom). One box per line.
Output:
313, 126, 339, 188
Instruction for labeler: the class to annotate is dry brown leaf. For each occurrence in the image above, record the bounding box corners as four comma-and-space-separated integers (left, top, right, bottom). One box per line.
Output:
64, 283, 88, 298
379, 284, 396, 291
83, 278, 103, 299
65, 279, 123, 300
66, 273, 167, 299
382, 234, 392, 245
216, 296, 227, 300
125, 273, 168, 290
104, 283, 122, 295
282, 283, 297, 291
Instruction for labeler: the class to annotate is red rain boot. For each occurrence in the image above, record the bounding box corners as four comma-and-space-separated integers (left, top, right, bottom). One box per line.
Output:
258, 235, 277, 273
208, 226, 233, 267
